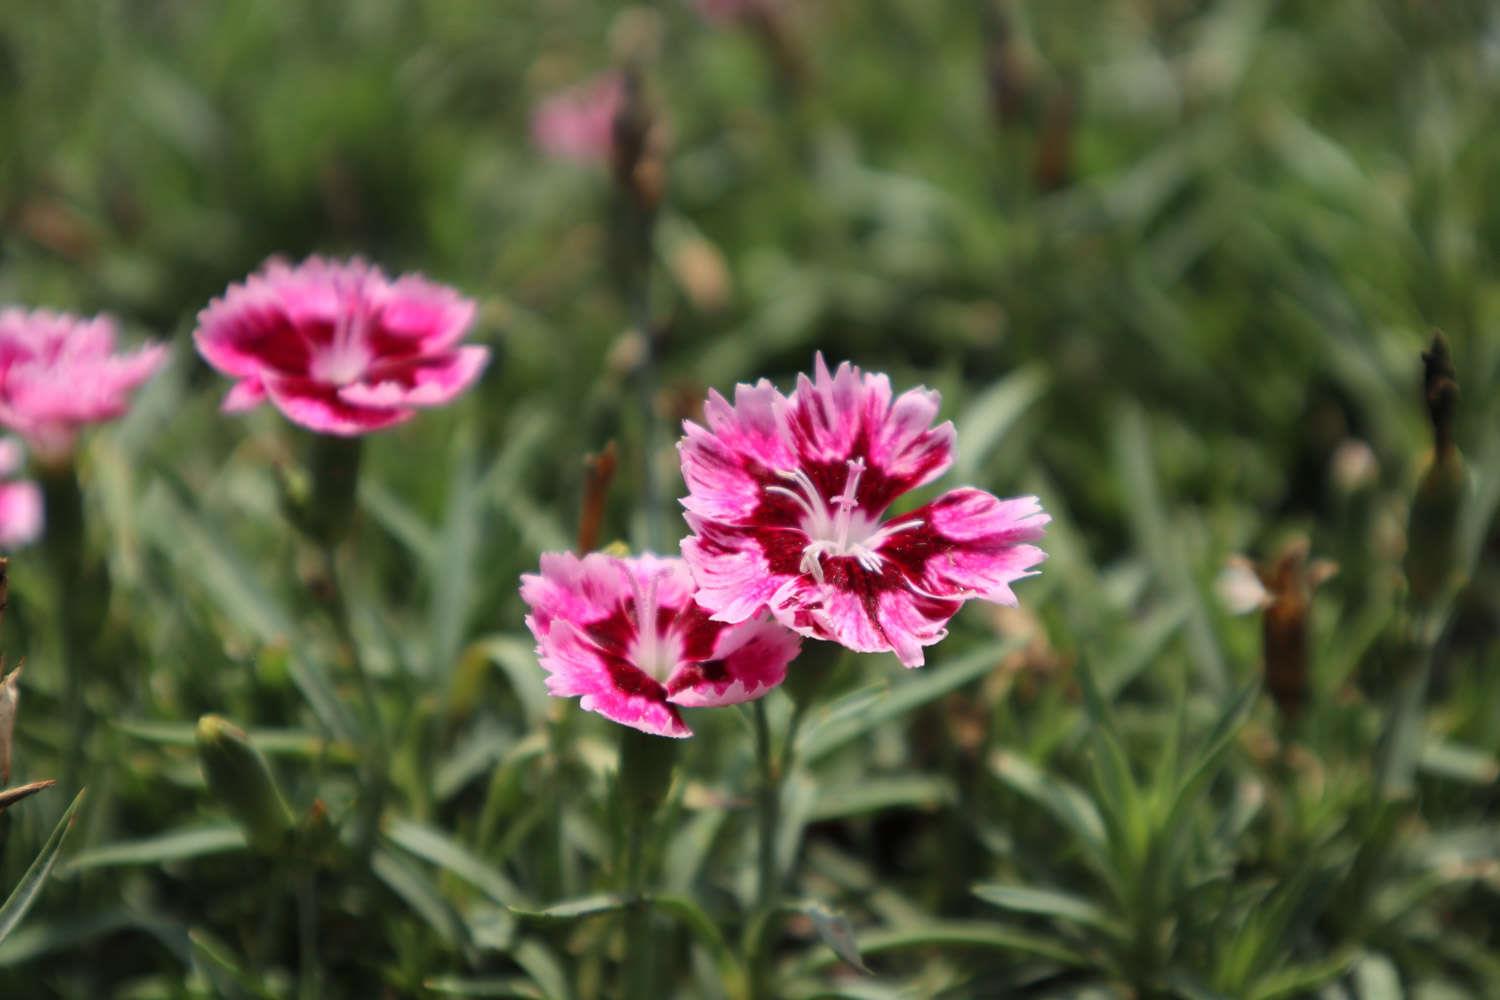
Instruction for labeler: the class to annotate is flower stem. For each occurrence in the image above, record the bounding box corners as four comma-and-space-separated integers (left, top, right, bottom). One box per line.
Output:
753, 699, 779, 913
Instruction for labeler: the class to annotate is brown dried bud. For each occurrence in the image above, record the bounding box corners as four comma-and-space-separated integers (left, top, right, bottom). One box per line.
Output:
578, 441, 619, 555
1258, 538, 1337, 720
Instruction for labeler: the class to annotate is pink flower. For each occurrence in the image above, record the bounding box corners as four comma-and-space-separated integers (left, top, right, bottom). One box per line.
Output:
194, 256, 489, 436
679, 355, 1049, 667
0, 438, 41, 548
0, 308, 167, 460
531, 74, 624, 165
521, 552, 801, 738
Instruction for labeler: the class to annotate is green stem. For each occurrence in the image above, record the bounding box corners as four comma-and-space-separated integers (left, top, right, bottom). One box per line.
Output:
319, 545, 387, 860
753, 699, 779, 912
40, 464, 91, 791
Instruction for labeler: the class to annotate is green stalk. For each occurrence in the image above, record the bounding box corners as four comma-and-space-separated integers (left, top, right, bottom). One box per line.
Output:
616, 726, 675, 1000
39, 463, 92, 791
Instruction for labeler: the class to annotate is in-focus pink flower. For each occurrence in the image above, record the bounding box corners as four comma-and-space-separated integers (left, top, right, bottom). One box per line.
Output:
531, 74, 624, 165
194, 256, 489, 436
521, 552, 801, 738
0, 308, 167, 460
679, 354, 1049, 667
0, 438, 41, 549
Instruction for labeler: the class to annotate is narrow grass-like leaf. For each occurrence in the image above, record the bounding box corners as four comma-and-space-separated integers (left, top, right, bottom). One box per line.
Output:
801, 643, 1020, 762
508, 894, 627, 924
188, 927, 275, 1000
805, 774, 956, 822
973, 884, 1117, 935
115, 720, 353, 760
800, 920, 1089, 971
0, 789, 84, 944
385, 818, 522, 905
62, 823, 244, 875
371, 848, 475, 957
953, 366, 1049, 482
424, 976, 545, 999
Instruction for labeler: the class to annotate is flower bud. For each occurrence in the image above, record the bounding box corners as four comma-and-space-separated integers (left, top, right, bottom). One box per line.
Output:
196, 714, 295, 853
1404, 333, 1465, 609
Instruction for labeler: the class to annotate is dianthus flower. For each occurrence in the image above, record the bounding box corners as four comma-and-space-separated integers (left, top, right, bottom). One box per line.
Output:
531, 74, 624, 165
680, 355, 1048, 666
0, 438, 41, 549
0, 308, 167, 460
194, 257, 488, 436
521, 552, 801, 737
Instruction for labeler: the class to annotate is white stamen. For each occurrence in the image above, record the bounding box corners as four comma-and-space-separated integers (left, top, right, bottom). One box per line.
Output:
627, 569, 678, 683
769, 458, 930, 586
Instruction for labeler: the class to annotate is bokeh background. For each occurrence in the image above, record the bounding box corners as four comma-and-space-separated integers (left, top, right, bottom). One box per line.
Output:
0, 0, 1497, 996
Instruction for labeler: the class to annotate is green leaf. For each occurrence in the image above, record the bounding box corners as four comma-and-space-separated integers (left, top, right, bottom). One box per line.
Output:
385, 818, 523, 906
805, 774, 956, 822
116, 720, 354, 761
423, 976, 546, 999
799, 921, 1089, 971
508, 894, 628, 924
0, 789, 85, 945
61, 824, 246, 874
953, 366, 1049, 482
972, 884, 1116, 934
371, 848, 475, 957
189, 927, 276, 1000
989, 751, 1108, 856
800, 643, 1021, 761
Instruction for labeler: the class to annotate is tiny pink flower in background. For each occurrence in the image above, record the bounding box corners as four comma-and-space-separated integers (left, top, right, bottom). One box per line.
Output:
531, 73, 624, 165
679, 354, 1049, 667
0, 438, 41, 549
0, 308, 167, 462
194, 256, 489, 436
522, 552, 801, 738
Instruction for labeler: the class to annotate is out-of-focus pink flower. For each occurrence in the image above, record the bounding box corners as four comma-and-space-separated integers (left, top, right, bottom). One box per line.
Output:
679, 354, 1048, 667
0, 438, 42, 549
0, 308, 167, 460
531, 74, 624, 165
521, 552, 801, 738
194, 256, 488, 436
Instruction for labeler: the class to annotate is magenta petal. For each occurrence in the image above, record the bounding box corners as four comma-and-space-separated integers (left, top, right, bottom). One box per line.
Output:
222, 378, 268, 413
337, 346, 489, 410
0, 480, 43, 549
539, 621, 691, 739
263, 376, 410, 436
680, 515, 798, 624
896, 489, 1050, 603
666, 616, 800, 708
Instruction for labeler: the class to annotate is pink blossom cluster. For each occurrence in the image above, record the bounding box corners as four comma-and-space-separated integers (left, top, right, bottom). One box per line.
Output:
522, 355, 1048, 737
531, 74, 625, 166
0, 308, 167, 462
0, 438, 42, 549
193, 257, 488, 436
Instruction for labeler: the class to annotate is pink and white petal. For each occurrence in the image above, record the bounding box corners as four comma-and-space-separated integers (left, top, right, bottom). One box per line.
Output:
872, 589, 955, 668
263, 375, 410, 436
786, 354, 880, 464
866, 386, 955, 493
666, 616, 800, 707
375, 277, 477, 354
539, 620, 690, 738
196, 290, 315, 378
337, 346, 489, 410
0, 480, 43, 548
222, 377, 269, 413
885, 489, 1049, 603
681, 516, 798, 624
521, 552, 634, 638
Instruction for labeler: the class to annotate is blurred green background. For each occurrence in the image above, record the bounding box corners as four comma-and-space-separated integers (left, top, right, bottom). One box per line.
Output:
0, 0, 1497, 996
